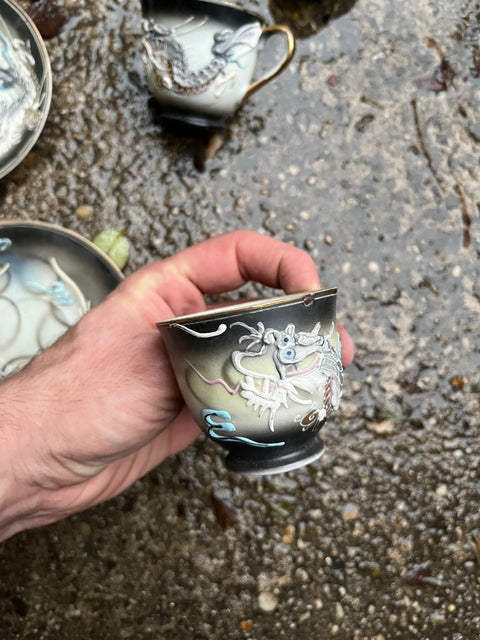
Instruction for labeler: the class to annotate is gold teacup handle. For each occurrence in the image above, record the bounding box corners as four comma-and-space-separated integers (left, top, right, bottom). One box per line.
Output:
243, 25, 296, 101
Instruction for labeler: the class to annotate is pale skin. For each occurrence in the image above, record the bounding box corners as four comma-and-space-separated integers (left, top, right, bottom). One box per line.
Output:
0, 231, 353, 542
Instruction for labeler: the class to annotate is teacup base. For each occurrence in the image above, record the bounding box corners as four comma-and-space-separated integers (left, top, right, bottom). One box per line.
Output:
150, 103, 228, 132
225, 435, 325, 476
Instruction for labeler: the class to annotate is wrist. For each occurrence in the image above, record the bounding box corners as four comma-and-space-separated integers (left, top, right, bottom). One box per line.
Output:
0, 377, 45, 541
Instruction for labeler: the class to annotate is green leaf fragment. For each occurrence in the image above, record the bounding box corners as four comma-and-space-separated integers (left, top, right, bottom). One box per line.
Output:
93, 229, 130, 271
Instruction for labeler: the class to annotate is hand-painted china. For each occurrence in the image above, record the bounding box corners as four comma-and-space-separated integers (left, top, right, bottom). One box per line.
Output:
0, 221, 123, 379
141, 0, 295, 129
0, 0, 52, 179
157, 288, 343, 474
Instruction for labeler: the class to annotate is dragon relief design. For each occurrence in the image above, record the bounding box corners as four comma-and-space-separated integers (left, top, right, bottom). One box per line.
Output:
189, 320, 343, 442
0, 238, 90, 380
141, 17, 262, 96
0, 19, 46, 161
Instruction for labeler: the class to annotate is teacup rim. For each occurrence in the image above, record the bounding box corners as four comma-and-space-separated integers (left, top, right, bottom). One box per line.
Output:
156, 287, 337, 327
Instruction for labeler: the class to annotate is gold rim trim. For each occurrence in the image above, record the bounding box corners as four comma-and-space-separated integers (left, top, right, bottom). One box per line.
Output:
157, 287, 337, 327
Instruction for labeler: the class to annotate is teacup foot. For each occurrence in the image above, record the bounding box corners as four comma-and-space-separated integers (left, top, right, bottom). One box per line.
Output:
225, 436, 325, 476
149, 103, 228, 133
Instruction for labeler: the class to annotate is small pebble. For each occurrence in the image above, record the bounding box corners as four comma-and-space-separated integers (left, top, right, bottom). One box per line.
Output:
258, 591, 278, 612
367, 419, 395, 435
76, 205, 94, 220
342, 503, 360, 521
368, 261, 380, 275
295, 568, 309, 583
430, 611, 446, 625
449, 375, 468, 390
282, 524, 295, 545
336, 603, 345, 619
240, 619, 253, 631
435, 483, 448, 498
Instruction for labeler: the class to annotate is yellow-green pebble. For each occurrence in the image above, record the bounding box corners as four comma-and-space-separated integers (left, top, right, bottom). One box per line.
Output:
93, 229, 130, 271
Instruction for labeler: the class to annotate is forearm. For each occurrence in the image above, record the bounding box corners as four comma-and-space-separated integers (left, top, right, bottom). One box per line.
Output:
0, 321, 98, 542
0, 300, 177, 542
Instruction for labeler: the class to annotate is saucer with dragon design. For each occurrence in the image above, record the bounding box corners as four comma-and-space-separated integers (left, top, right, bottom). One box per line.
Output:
157, 288, 343, 475
140, 0, 295, 130
0, 221, 123, 380
0, 0, 52, 179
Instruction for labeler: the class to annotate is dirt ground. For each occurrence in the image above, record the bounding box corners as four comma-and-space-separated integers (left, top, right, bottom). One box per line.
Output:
1, 0, 479, 638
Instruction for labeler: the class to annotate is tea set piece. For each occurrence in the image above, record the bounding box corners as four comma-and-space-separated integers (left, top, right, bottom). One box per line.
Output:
0, 0, 52, 179
157, 288, 343, 475
0, 221, 123, 380
140, 0, 295, 130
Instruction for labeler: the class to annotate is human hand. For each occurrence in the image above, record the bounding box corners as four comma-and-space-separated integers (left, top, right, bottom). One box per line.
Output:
0, 230, 353, 540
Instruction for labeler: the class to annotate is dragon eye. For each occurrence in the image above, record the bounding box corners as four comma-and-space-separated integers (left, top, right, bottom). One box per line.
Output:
283, 348, 296, 360
281, 335, 293, 346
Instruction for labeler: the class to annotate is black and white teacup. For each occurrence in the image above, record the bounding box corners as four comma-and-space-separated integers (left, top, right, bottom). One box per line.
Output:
157, 288, 343, 475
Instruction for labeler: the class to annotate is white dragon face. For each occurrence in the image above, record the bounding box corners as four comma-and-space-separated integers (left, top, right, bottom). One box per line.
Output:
272, 323, 327, 379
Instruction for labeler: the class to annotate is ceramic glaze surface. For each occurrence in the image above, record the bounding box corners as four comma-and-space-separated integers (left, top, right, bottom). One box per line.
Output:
141, 0, 295, 128
142, 16, 262, 114
158, 289, 343, 474
0, 238, 89, 378
0, 223, 122, 380
0, 0, 52, 178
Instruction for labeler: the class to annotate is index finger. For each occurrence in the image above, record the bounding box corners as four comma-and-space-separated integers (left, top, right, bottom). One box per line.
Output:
161, 230, 322, 295
114, 230, 353, 366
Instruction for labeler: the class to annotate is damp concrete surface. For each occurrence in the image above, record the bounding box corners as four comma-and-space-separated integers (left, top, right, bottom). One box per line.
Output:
1, 0, 479, 638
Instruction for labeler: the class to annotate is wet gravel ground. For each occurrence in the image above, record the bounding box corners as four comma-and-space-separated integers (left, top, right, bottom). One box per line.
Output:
1, 0, 479, 638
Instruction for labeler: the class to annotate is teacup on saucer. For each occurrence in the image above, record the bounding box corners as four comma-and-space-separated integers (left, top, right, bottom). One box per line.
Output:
141, 0, 295, 130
